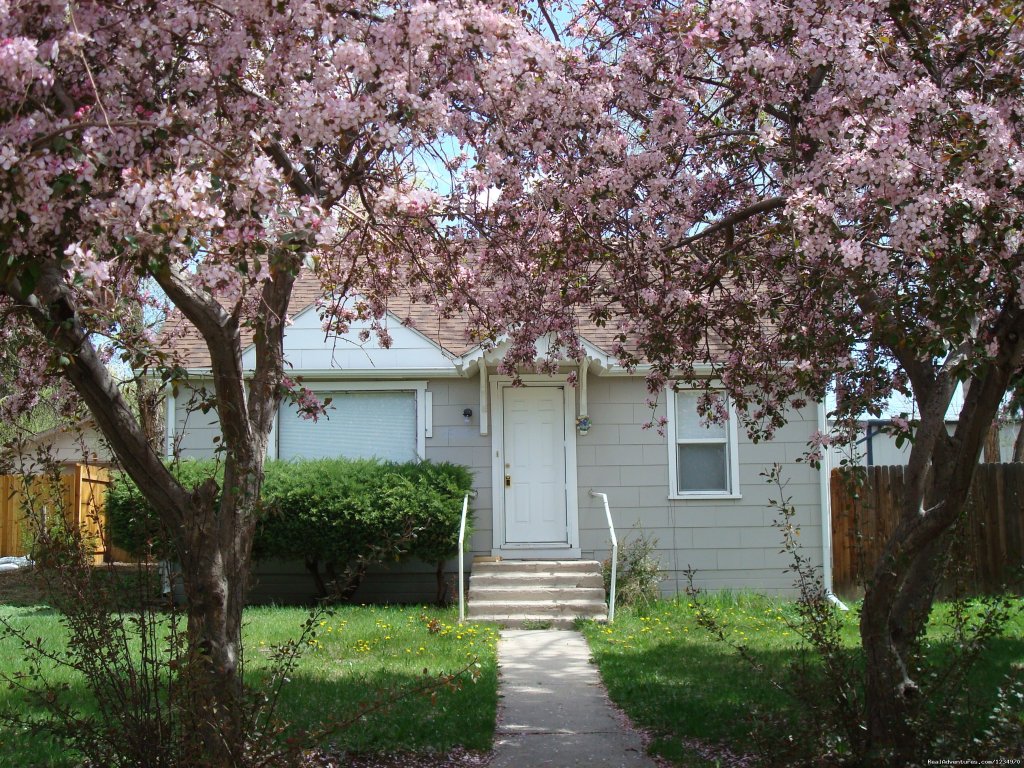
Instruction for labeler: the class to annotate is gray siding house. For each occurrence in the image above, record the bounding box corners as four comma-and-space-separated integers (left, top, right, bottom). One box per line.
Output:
165, 280, 836, 604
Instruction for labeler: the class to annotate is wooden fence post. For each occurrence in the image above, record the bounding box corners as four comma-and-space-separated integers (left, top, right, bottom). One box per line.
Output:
831, 463, 1024, 597
0, 464, 112, 563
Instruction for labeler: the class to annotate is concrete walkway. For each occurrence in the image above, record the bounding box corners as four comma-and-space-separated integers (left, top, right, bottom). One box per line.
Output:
490, 630, 657, 768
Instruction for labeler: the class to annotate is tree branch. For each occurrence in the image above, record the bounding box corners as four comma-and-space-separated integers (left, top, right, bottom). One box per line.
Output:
262, 140, 319, 199
946, 302, 1024, 488
0, 263, 190, 525
537, 1, 562, 43
887, 0, 943, 85
247, 259, 301, 440
151, 263, 252, 459
30, 120, 155, 152
673, 196, 786, 249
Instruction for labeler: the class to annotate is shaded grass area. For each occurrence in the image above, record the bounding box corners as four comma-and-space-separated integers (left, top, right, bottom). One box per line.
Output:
0, 566, 45, 606
581, 593, 1024, 766
244, 606, 499, 753
0, 598, 498, 767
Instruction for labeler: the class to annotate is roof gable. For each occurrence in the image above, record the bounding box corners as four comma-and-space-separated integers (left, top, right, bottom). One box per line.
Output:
240, 298, 458, 372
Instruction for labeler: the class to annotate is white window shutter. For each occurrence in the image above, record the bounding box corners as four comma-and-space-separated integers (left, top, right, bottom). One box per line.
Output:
278, 390, 417, 462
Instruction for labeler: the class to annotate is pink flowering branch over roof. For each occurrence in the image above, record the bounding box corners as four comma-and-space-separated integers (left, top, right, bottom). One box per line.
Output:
0, 0, 587, 395
448, 0, 1024, 439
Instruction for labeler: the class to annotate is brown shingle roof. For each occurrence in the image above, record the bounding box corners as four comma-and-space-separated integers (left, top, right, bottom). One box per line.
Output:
158, 274, 629, 370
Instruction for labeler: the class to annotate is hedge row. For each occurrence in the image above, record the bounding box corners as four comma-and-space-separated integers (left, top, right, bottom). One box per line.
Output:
106, 458, 474, 598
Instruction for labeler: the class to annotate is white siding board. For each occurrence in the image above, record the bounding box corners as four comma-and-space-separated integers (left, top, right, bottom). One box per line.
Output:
673, 549, 719, 571
669, 527, 694, 549
621, 464, 669, 486
240, 303, 457, 372
580, 423, 619, 444
575, 445, 597, 465
589, 403, 637, 425
172, 386, 221, 458
602, 486, 640, 509
637, 485, 674, 508
445, 426, 488, 447
693, 528, 741, 549
619, 424, 665, 445
578, 464, 621, 487
594, 444, 647, 466
740, 527, 795, 548
717, 548, 766, 570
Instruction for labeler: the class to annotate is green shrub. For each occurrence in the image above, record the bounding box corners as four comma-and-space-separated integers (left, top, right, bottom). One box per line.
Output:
106, 459, 222, 559
386, 461, 475, 564
602, 529, 664, 608
254, 459, 380, 567
107, 458, 474, 600
256, 459, 473, 600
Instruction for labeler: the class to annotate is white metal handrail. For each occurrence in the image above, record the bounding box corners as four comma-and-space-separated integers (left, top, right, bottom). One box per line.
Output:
457, 489, 477, 624
589, 490, 617, 622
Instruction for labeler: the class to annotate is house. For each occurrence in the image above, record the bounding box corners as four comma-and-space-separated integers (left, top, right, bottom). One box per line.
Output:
829, 418, 1021, 467
162, 278, 836, 607
1, 419, 112, 473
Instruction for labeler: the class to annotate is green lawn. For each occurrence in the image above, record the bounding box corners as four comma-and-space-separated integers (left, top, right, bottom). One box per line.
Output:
581, 594, 1024, 766
0, 603, 499, 766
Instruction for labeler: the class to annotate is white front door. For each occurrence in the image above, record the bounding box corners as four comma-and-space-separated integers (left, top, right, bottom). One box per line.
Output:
502, 385, 569, 545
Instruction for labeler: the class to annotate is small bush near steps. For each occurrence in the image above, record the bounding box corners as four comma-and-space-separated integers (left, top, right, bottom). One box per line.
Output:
603, 530, 665, 608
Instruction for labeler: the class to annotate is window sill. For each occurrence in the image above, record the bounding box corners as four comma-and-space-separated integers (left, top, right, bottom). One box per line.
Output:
668, 493, 743, 501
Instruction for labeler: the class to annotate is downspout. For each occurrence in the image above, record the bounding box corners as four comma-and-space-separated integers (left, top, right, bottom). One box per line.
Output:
479, 363, 489, 437
579, 359, 588, 418
165, 384, 176, 459
818, 400, 848, 611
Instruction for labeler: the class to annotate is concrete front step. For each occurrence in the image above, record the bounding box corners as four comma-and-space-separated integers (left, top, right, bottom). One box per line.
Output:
469, 573, 605, 589
466, 560, 608, 626
470, 615, 590, 629
469, 586, 607, 602
472, 559, 601, 574
468, 598, 607, 617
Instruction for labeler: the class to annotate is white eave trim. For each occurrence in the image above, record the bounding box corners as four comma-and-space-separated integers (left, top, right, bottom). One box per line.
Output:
176, 359, 729, 386
456, 333, 614, 375
178, 367, 462, 381
598, 363, 721, 378
273, 367, 461, 380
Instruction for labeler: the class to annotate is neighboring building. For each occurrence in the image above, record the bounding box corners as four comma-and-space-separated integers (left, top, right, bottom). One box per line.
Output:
2, 419, 112, 472
829, 419, 1021, 467
162, 278, 835, 603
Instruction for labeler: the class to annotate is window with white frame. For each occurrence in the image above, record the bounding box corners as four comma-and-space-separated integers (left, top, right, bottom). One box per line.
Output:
667, 389, 740, 498
276, 384, 425, 462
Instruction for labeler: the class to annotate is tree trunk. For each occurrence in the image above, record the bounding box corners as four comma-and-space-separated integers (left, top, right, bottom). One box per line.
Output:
305, 558, 329, 598
325, 559, 368, 602
436, 560, 448, 605
859, 362, 1017, 759
176, 470, 261, 765
860, 479, 968, 762
1012, 422, 1024, 462
1, 224, 297, 767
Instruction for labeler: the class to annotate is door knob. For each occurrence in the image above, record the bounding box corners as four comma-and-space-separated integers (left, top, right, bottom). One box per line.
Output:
505, 474, 511, 487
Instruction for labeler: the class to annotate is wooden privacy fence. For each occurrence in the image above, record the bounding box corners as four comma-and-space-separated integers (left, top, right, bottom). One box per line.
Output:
831, 464, 1024, 596
0, 463, 115, 565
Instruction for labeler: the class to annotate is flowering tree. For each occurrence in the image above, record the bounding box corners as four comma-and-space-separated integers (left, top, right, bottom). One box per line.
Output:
4, 0, 1020, 758
452, 0, 1024, 758
0, 1, 580, 760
